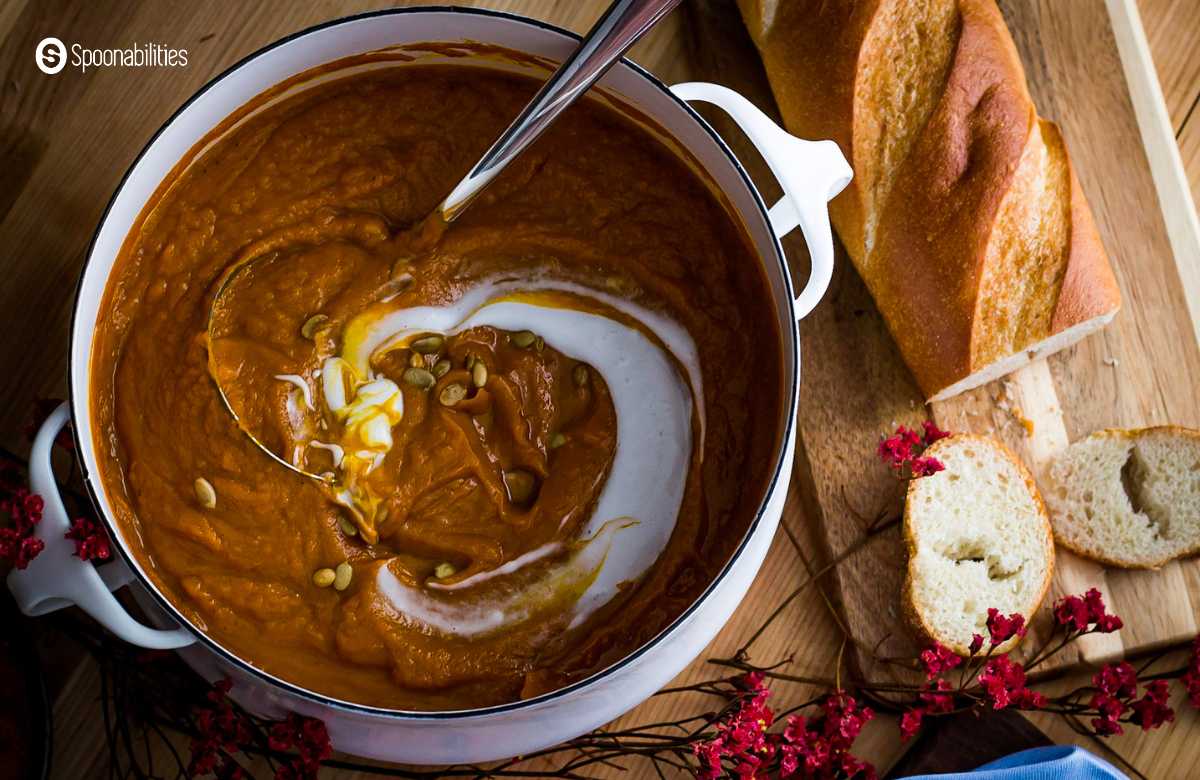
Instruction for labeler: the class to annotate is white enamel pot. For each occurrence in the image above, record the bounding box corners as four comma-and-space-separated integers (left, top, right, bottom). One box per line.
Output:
7, 7, 850, 766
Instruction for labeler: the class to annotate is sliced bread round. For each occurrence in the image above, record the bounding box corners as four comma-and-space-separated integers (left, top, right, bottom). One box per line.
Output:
902, 435, 1054, 655
1042, 426, 1200, 569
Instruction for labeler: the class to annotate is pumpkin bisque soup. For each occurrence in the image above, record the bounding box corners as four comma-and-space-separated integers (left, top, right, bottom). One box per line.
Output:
91, 59, 783, 710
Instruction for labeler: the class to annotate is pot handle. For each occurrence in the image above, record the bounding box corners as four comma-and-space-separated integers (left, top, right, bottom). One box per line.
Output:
670, 82, 851, 320
6, 403, 195, 649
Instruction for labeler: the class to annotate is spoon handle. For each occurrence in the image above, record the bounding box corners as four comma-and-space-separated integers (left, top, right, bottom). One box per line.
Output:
439, 0, 683, 222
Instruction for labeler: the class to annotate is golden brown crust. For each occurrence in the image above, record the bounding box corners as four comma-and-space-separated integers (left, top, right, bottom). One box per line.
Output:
1048, 122, 1123, 333
738, 0, 1120, 400
901, 434, 1054, 655
870, 0, 1034, 396
737, 0, 879, 262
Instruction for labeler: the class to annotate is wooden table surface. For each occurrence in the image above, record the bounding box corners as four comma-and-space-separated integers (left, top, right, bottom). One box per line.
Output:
1142, 0, 1200, 207
0, 1, 1196, 778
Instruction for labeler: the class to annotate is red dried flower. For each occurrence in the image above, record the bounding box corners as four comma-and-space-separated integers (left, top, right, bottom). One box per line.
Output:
978, 656, 1029, 710
968, 634, 984, 655
693, 673, 775, 778
899, 708, 924, 741
269, 713, 332, 780
1088, 662, 1174, 736
1010, 688, 1048, 709
822, 691, 873, 745
879, 423, 952, 479
1091, 692, 1126, 736
1, 484, 46, 570
986, 609, 1027, 647
878, 426, 921, 468
0, 531, 44, 569
919, 679, 955, 714
918, 643, 962, 680
1182, 635, 1200, 708
902, 678, 957, 740
188, 678, 252, 779
1054, 594, 1091, 632
1094, 662, 1138, 700
839, 754, 876, 779
772, 691, 875, 779
1053, 588, 1123, 634
65, 516, 111, 562
1129, 680, 1174, 731
1084, 589, 1124, 632
1, 487, 44, 535
922, 421, 950, 445
909, 456, 945, 477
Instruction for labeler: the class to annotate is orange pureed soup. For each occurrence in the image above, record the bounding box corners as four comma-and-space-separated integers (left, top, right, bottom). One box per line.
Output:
91, 61, 783, 709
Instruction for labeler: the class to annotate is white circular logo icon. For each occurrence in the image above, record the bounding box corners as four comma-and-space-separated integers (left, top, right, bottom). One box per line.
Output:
35, 37, 67, 75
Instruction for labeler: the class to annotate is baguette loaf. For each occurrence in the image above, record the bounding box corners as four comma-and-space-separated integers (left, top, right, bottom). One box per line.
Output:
738, 0, 1121, 400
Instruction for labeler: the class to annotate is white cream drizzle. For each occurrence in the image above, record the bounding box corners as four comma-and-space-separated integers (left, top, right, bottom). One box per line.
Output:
274, 374, 314, 410
330, 279, 699, 638
426, 541, 564, 592
377, 521, 626, 638
271, 277, 702, 638
308, 440, 345, 468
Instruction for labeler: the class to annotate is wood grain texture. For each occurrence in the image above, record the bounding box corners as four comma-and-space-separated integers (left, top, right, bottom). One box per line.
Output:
0, 1, 1191, 778
1182, 117, 1200, 218
1137, 0, 1200, 130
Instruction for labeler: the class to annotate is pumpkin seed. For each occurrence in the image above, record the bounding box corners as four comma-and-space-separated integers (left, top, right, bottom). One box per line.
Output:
472, 361, 488, 388
338, 516, 358, 537
573, 364, 589, 387
510, 330, 536, 349
333, 561, 353, 591
402, 367, 436, 389
549, 432, 567, 449
432, 359, 451, 378
300, 314, 329, 340
503, 469, 538, 506
534, 335, 544, 353
194, 477, 216, 509
377, 272, 413, 300
434, 562, 457, 579
409, 352, 424, 368
410, 334, 444, 355
465, 353, 477, 370
439, 382, 468, 407
312, 568, 336, 588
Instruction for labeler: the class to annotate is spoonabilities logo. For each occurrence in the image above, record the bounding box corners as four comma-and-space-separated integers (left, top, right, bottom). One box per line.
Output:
34, 38, 187, 75
35, 37, 67, 74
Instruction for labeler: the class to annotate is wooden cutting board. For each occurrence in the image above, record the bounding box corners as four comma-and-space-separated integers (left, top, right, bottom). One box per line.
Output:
767, 0, 1200, 681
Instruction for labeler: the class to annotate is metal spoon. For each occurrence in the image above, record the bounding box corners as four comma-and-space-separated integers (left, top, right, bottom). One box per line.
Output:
207, 0, 683, 479
439, 0, 683, 222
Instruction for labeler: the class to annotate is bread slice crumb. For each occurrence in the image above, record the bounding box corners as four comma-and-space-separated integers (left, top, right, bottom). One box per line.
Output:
903, 435, 1054, 654
1042, 426, 1200, 569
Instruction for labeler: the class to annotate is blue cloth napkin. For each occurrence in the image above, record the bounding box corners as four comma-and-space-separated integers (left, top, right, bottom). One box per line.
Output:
900, 745, 1127, 779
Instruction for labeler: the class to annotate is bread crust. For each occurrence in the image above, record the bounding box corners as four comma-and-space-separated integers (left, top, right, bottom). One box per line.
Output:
1048, 122, 1123, 333
871, 0, 1034, 396
738, 0, 1120, 400
901, 434, 1055, 655
1046, 426, 1200, 570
